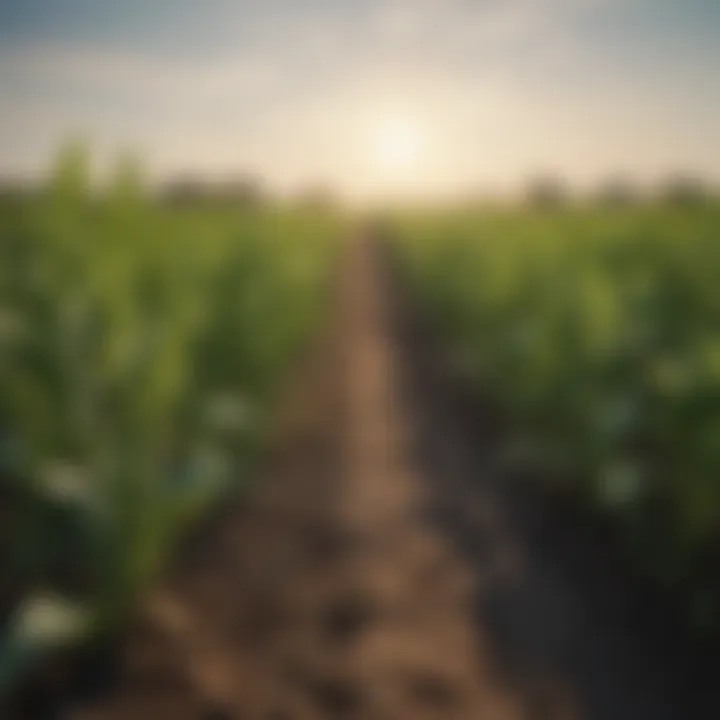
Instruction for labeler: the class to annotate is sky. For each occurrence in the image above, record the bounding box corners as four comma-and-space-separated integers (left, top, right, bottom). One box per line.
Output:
0, 0, 719, 199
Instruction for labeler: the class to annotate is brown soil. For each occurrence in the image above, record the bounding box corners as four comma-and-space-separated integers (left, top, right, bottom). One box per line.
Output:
9, 236, 720, 719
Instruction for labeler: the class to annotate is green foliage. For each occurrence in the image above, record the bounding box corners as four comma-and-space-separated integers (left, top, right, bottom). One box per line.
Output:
0, 147, 340, 683
395, 203, 720, 631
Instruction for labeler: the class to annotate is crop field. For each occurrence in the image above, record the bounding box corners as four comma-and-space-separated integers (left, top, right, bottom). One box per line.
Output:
2, 0, 719, 714
2, 148, 720, 718
0, 147, 340, 693
393, 202, 720, 632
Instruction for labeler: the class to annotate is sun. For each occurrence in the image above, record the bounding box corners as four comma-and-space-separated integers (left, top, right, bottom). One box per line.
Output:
353, 105, 435, 198
371, 115, 426, 173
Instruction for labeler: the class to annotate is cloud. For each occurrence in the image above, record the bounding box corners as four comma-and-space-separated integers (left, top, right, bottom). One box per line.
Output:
0, 0, 626, 116
0, 43, 285, 108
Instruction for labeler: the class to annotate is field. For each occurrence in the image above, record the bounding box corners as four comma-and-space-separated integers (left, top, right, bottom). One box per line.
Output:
2, 149, 720, 716
393, 202, 720, 632
0, 146, 340, 693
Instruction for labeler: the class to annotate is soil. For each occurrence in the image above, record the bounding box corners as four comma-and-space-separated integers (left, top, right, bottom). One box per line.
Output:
7, 236, 720, 719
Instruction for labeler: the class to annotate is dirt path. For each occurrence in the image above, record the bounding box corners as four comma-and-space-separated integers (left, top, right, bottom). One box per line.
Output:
22, 236, 719, 719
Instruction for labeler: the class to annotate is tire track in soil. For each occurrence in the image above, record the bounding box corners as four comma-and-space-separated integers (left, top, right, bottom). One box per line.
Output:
17, 235, 718, 719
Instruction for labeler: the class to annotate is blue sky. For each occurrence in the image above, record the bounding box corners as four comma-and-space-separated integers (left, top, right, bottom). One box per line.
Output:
1, 0, 719, 198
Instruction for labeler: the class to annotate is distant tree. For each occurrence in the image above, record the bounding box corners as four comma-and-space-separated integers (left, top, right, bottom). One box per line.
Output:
0, 177, 36, 203
596, 178, 640, 207
526, 175, 568, 207
160, 175, 209, 206
659, 175, 709, 206
217, 175, 265, 207
160, 173, 266, 208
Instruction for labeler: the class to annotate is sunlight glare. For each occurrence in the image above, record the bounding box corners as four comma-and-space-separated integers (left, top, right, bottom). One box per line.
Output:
372, 115, 426, 174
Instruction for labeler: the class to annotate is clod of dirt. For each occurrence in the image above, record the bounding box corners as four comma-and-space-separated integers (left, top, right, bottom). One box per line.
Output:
243, 597, 285, 644
202, 706, 237, 720
323, 592, 376, 644
407, 672, 462, 709
265, 710, 293, 720
307, 676, 361, 717
303, 523, 356, 566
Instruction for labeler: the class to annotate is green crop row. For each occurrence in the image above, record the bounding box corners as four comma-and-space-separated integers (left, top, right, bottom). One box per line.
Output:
0, 145, 341, 691
394, 203, 720, 632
